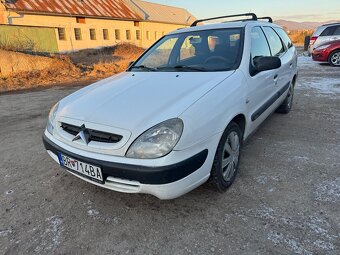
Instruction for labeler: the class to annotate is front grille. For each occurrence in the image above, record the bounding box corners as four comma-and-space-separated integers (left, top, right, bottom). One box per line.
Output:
60, 122, 123, 144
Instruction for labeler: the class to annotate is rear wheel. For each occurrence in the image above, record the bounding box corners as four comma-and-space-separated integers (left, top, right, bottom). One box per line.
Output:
276, 83, 294, 114
328, 50, 340, 67
210, 122, 242, 192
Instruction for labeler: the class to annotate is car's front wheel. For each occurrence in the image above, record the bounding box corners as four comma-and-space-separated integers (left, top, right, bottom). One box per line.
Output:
328, 50, 340, 67
210, 122, 242, 192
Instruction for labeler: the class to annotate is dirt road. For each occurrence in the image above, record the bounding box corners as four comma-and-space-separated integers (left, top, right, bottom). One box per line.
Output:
0, 56, 339, 254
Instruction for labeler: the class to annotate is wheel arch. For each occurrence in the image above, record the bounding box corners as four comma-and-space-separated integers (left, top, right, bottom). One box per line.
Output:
229, 114, 246, 140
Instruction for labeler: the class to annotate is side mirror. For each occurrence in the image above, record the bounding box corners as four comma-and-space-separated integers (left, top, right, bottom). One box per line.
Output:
128, 61, 135, 68
252, 56, 281, 74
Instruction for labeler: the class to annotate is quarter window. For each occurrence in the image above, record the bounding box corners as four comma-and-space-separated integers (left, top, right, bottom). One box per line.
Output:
263, 27, 285, 56
57, 28, 66, 40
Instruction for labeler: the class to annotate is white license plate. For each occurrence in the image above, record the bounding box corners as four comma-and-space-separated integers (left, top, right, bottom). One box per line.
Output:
57, 153, 103, 183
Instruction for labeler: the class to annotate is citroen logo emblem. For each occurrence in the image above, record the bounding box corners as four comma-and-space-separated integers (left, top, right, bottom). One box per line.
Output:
72, 124, 90, 145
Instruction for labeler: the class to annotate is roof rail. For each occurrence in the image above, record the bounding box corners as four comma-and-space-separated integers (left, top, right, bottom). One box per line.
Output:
322, 22, 340, 26
191, 13, 257, 27
258, 16, 273, 23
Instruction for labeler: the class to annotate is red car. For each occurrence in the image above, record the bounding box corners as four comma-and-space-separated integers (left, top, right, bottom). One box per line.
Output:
312, 40, 340, 66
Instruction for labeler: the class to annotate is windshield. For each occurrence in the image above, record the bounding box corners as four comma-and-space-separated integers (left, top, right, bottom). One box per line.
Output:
129, 28, 243, 72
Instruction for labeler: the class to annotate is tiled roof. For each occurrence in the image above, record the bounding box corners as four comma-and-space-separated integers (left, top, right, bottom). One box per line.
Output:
3, 0, 141, 20
126, 0, 196, 26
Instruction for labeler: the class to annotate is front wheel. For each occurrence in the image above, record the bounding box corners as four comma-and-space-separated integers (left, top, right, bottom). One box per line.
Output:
210, 122, 242, 192
328, 50, 340, 67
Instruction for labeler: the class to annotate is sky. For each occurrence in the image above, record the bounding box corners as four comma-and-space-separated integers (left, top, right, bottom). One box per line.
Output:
147, 0, 340, 22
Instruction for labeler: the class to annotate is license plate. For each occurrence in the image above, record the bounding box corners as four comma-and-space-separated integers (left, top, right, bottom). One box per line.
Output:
57, 152, 104, 183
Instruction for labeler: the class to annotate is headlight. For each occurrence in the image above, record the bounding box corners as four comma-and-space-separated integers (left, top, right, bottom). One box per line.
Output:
126, 118, 183, 159
46, 102, 59, 135
315, 44, 330, 50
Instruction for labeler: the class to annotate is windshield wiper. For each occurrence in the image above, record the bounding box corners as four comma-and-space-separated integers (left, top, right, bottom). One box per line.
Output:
171, 65, 209, 72
130, 65, 157, 72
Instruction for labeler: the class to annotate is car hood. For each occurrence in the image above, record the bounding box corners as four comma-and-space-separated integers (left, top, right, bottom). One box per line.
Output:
58, 71, 234, 135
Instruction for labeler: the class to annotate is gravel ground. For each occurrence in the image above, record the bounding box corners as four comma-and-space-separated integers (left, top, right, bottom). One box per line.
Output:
0, 55, 339, 255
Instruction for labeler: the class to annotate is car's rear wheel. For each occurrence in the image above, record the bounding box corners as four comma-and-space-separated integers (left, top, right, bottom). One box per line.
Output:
328, 50, 340, 67
210, 122, 242, 192
276, 83, 294, 114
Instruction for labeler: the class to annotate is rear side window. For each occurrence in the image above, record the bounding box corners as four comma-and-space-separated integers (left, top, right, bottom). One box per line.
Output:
320, 26, 338, 36
250, 27, 271, 59
274, 28, 293, 49
263, 27, 285, 56
333, 26, 340, 36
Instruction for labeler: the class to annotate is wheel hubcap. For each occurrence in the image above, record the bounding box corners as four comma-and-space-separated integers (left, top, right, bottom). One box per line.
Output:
331, 53, 340, 66
222, 131, 240, 182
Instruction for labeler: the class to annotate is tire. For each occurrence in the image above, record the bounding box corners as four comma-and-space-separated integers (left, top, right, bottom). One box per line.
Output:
210, 122, 243, 192
276, 83, 294, 114
328, 50, 340, 67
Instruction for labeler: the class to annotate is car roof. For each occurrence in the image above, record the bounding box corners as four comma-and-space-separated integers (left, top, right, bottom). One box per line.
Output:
321, 22, 340, 27
169, 21, 281, 35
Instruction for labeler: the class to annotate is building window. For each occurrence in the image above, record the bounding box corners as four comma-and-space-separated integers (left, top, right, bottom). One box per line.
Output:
155, 31, 158, 40
146, 31, 150, 40
58, 28, 66, 40
76, 17, 86, 24
136, 30, 141, 40
74, 28, 82, 40
90, 29, 96, 40
115, 29, 121, 40
126, 30, 131, 40
103, 29, 109, 40
134, 21, 140, 27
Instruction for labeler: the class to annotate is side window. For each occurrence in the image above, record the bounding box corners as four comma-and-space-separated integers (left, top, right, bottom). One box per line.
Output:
320, 26, 336, 36
274, 28, 293, 49
250, 27, 271, 59
333, 26, 340, 36
263, 27, 285, 56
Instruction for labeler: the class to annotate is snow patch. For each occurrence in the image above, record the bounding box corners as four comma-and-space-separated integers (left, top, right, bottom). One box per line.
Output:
34, 215, 64, 252
0, 228, 13, 237
268, 231, 313, 255
314, 178, 340, 203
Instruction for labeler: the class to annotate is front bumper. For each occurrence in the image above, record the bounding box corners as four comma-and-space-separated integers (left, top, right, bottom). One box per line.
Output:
43, 133, 213, 199
312, 50, 328, 62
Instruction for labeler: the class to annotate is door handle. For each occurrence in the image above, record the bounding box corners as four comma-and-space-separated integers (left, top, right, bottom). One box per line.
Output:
290, 63, 293, 68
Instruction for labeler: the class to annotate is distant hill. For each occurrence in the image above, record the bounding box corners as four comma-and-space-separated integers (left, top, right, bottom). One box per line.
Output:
275, 19, 340, 31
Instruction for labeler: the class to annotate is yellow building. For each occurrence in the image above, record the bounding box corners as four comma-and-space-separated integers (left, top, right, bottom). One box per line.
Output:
0, 0, 195, 52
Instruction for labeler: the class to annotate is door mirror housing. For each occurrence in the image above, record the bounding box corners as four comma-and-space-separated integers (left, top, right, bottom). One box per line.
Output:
252, 56, 281, 75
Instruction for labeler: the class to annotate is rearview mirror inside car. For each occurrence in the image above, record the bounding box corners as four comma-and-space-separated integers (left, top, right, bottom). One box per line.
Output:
252, 56, 281, 75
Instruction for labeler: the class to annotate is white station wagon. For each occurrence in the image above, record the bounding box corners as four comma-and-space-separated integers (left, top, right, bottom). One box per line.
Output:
43, 13, 298, 199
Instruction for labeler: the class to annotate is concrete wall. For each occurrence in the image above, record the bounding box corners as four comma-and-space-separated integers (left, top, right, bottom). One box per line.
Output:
3, 12, 186, 52
0, 24, 58, 53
